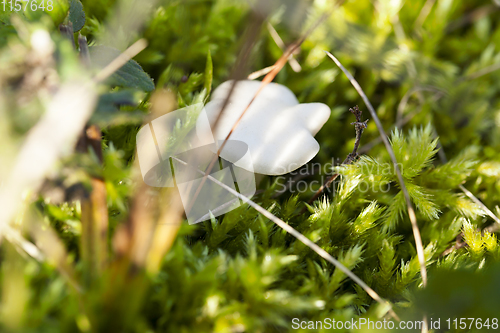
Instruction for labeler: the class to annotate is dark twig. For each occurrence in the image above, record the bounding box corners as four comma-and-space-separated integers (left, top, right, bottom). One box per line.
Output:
324, 51, 428, 288
349, 106, 369, 162
307, 106, 368, 205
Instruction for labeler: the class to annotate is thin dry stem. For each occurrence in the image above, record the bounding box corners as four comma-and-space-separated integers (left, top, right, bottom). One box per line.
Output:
324, 51, 428, 288
248, 65, 275, 80
4, 226, 44, 262
184, 9, 266, 214
0, 81, 97, 238
459, 184, 500, 226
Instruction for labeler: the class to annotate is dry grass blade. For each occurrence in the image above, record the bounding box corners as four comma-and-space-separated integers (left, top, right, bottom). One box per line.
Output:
267, 23, 301, 72
464, 62, 500, 80
171, 156, 400, 321
324, 51, 428, 288
145, 188, 184, 274
216, 1, 345, 162
209, 7, 267, 135
183, 9, 266, 214
113, 90, 181, 271
248, 65, 275, 80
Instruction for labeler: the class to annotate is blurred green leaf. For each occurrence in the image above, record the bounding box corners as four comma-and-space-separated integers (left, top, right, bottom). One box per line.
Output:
89, 45, 155, 92
68, 0, 85, 32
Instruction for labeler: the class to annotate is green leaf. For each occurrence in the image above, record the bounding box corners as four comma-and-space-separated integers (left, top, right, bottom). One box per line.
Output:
89, 45, 155, 92
68, 0, 86, 32
204, 50, 213, 102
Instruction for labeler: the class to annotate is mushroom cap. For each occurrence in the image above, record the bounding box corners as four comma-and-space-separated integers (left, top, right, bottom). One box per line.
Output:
196, 80, 331, 175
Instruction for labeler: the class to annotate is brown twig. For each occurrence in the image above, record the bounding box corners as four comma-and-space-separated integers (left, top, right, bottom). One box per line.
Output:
307, 106, 368, 205
185, 3, 342, 214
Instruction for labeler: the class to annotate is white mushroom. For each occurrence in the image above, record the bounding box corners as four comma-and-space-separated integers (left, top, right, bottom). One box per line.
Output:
196, 80, 331, 175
